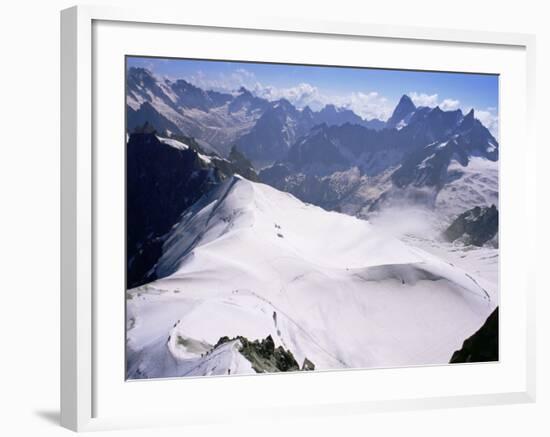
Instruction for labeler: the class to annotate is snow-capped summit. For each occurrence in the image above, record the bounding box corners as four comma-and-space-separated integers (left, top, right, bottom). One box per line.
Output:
127, 176, 496, 379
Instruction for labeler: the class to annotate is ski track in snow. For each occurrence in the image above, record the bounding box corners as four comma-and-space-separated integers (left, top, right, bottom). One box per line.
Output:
127, 177, 497, 379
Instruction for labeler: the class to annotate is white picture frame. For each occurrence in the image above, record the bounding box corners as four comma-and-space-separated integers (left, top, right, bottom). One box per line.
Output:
60, 5, 536, 432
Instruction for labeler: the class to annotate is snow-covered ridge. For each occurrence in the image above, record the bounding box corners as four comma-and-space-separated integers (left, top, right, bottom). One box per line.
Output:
156, 136, 189, 150
156, 135, 215, 165
436, 157, 499, 221
127, 177, 496, 379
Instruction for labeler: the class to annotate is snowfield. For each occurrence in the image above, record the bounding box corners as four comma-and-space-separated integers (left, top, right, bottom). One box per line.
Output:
436, 157, 499, 221
127, 176, 497, 379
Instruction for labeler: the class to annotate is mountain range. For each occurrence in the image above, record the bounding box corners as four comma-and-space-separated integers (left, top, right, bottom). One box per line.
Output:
127, 67, 498, 221
261, 98, 498, 219
127, 67, 385, 159
125, 66, 500, 378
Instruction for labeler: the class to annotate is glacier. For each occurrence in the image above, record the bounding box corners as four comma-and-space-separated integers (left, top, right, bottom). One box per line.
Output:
126, 176, 497, 379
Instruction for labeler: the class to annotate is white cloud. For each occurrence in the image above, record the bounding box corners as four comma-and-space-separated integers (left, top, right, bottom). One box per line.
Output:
409, 92, 461, 111
336, 92, 393, 121
409, 92, 440, 107
184, 68, 392, 120
184, 68, 262, 94
253, 85, 392, 121
440, 98, 460, 111
409, 92, 498, 137
254, 82, 324, 109
473, 108, 499, 139
181, 69, 496, 129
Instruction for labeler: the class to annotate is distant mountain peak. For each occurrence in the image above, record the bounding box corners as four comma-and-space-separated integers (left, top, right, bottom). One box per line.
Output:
398, 94, 415, 108
386, 94, 417, 129
278, 97, 293, 106
271, 98, 295, 112
237, 86, 252, 95
458, 108, 477, 130
173, 78, 194, 88
321, 104, 338, 112
128, 66, 154, 77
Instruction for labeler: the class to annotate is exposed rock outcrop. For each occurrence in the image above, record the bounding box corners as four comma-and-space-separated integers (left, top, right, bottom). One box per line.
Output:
450, 308, 499, 363
215, 335, 314, 373
443, 205, 498, 246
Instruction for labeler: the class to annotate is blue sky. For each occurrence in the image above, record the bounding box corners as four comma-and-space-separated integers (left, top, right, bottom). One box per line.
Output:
127, 56, 499, 133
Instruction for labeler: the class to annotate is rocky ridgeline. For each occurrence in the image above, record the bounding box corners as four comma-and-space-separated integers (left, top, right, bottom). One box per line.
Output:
443, 205, 498, 247
126, 130, 258, 288
215, 335, 315, 373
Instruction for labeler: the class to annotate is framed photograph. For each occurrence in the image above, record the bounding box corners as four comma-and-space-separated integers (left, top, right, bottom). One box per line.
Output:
61, 5, 536, 432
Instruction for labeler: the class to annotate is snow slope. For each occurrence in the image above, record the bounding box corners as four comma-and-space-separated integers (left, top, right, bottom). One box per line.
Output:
127, 176, 497, 379
436, 157, 499, 222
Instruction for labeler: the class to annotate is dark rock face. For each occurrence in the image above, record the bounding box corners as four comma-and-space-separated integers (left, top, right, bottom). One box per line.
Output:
443, 205, 499, 246
236, 100, 385, 166
455, 109, 499, 161
400, 107, 463, 147
206, 145, 259, 182
391, 137, 470, 190
286, 124, 350, 171
215, 335, 314, 373
385, 94, 416, 129
281, 123, 401, 177
236, 99, 315, 164
127, 133, 222, 288
450, 308, 499, 363
301, 357, 315, 371
126, 132, 258, 288
239, 335, 300, 373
